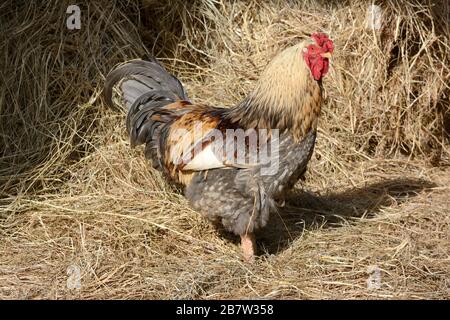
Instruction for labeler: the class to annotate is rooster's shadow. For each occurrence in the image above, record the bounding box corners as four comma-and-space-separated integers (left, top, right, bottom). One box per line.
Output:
217, 177, 437, 255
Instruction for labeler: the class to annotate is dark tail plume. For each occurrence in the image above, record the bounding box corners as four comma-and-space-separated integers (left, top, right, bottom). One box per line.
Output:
103, 59, 190, 168
103, 59, 189, 111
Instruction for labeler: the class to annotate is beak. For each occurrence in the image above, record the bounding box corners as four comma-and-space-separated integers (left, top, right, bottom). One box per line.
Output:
321, 52, 332, 59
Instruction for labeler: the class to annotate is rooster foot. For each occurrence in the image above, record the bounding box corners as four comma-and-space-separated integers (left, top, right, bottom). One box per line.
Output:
240, 233, 256, 263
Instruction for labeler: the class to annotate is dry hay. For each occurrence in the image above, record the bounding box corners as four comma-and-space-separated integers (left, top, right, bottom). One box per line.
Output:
0, 0, 449, 299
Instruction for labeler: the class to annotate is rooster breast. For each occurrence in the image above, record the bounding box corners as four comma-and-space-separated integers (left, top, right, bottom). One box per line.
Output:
185, 129, 316, 235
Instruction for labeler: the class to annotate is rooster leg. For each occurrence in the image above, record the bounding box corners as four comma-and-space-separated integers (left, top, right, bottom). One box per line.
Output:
240, 233, 256, 262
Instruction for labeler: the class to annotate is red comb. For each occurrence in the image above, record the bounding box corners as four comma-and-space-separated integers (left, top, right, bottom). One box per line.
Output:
311, 33, 334, 53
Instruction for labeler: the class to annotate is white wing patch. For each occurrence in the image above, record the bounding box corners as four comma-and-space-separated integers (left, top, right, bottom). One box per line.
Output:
182, 144, 226, 171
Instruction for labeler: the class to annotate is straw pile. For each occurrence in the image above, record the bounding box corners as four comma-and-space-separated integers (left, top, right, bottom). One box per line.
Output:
0, 0, 449, 299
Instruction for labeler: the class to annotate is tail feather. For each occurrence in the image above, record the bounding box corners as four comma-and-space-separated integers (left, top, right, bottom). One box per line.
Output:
103, 59, 188, 110
103, 58, 191, 174
126, 90, 175, 147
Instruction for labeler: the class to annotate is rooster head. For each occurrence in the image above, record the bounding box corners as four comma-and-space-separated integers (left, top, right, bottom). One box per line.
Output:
303, 33, 334, 81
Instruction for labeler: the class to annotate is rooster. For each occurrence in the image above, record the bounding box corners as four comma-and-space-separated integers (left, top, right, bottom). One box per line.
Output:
104, 33, 334, 261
